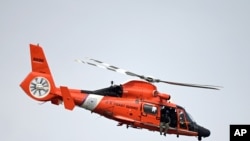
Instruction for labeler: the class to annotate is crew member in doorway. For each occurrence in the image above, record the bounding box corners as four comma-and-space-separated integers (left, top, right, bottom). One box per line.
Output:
160, 106, 171, 136
164, 108, 170, 136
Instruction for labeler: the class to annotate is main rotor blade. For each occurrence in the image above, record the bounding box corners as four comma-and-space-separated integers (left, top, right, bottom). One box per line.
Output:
158, 80, 222, 90
75, 58, 221, 90
75, 58, 143, 78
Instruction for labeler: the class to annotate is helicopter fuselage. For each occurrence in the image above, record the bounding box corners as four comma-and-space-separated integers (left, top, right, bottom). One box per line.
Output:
20, 44, 211, 141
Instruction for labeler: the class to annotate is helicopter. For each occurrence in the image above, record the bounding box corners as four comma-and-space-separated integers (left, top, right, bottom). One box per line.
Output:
20, 44, 221, 141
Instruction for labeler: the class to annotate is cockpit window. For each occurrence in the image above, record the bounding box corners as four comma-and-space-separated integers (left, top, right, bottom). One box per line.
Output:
176, 106, 198, 132
179, 110, 187, 129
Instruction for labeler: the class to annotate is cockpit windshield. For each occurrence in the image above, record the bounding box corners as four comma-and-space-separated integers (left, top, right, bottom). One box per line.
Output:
176, 105, 199, 132
177, 105, 195, 123
186, 112, 196, 123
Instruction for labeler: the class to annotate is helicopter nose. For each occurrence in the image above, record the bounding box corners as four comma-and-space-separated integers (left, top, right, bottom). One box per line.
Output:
197, 125, 210, 138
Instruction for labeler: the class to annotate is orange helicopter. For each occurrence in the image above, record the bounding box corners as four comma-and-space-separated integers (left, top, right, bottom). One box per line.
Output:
20, 44, 221, 141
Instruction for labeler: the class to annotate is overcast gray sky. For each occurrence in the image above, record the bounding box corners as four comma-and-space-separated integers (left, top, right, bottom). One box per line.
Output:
1, 0, 250, 141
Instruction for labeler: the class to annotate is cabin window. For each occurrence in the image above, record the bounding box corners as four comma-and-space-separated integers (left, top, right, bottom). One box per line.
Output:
143, 104, 158, 115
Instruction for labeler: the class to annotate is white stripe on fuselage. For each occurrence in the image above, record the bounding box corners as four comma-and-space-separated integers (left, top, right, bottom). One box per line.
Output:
80, 94, 104, 111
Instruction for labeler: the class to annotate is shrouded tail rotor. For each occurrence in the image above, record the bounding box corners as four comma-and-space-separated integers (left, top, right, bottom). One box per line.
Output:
29, 77, 50, 98
20, 44, 57, 101
20, 44, 78, 110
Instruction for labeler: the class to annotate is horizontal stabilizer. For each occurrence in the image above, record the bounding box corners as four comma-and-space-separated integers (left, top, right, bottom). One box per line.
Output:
60, 86, 75, 110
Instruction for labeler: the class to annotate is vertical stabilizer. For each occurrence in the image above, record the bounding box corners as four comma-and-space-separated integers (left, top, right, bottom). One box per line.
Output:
30, 44, 52, 75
